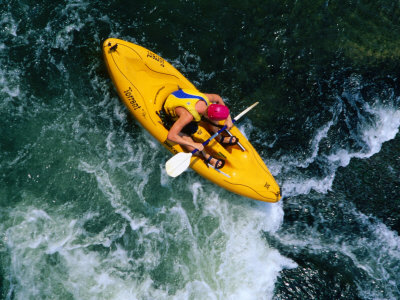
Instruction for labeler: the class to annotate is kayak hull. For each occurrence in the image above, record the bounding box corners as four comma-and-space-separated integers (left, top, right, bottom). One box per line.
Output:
103, 38, 281, 202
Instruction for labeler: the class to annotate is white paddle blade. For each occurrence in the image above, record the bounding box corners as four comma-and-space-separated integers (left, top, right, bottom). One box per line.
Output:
165, 152, 193, 177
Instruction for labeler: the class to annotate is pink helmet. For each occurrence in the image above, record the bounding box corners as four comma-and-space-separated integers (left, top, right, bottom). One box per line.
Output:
207, 104, 229, 121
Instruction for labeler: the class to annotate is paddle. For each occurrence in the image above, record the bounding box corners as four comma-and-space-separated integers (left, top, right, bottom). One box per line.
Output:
165, 101, 259, 177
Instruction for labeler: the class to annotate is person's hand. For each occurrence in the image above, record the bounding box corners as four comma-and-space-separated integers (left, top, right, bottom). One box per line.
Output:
224, 118, 234, 130
193, 142, 204, 152
213, 94, 223, 103
204, 93, 224, 104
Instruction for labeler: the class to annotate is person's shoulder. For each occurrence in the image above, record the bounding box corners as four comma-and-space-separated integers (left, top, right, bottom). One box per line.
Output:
180, 89, 206, 97
180, 88, 198, 93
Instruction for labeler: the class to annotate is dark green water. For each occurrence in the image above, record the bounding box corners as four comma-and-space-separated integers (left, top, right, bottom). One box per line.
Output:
1, 0, 400, 299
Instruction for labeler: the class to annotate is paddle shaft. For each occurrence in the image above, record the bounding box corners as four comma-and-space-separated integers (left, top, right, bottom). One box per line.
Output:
191, 101, 259, 155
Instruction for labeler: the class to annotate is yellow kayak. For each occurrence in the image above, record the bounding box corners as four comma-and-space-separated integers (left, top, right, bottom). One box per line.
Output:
102, 38, 281, 202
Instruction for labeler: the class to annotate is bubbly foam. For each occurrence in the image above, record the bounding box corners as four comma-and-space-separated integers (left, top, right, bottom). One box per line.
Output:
328, 105, 400, 165
278, 101, 400, 197
271, 203, 400, 299
5, 205, 167, 300
4, 183, 295, 300
263, 76, 400, 298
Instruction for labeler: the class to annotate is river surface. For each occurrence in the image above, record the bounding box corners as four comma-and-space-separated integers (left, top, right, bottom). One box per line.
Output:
1, 1, 400, 299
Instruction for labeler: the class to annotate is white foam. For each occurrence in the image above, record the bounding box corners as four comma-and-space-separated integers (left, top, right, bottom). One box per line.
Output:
78, 160, 151, 231
327, 105, 400, 166
277, 101, 400, 197
283, 174, 335, 195
0, 12, 18, 37
0, 64, 22, 111
4, 203, 167, 300
269, 199, 400, 299
45, 1, 88, 51
164, 187, 297, 300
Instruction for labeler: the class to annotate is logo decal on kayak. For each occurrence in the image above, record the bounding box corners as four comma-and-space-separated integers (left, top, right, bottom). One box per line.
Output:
123, 87, 141, 110
147, 51, 165, 67
163, 140, 178, 154
264, 182, 270, 189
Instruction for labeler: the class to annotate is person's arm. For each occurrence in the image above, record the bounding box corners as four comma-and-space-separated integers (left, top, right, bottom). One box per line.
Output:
204, 93, 224, 105
167, 108, 204, 151
204, 93, 234, 129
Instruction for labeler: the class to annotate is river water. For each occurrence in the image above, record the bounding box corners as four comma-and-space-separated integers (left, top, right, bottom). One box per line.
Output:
1, 1, 400, 299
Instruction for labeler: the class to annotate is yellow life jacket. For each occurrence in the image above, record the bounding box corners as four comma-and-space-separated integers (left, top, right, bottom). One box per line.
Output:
164, 89, 210, 122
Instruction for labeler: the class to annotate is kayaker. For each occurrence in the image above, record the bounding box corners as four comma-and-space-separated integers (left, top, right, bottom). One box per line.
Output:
164, 89, 238, 169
